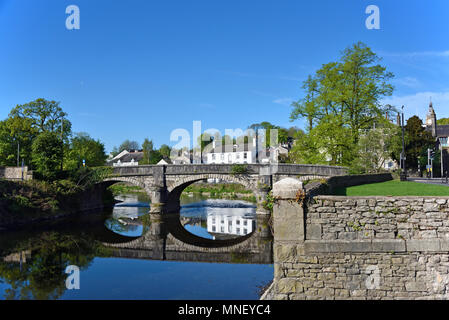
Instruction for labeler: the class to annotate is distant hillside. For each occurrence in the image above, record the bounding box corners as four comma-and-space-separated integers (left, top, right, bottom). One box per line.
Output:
437, 118, 449, 125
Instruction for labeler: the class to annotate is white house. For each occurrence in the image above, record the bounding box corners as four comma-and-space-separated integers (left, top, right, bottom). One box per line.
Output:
205, 138, 279, 164
108, 150, 144, 167
206, 212, 255, 239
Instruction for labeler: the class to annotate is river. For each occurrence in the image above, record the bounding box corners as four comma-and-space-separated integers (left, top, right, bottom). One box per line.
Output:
0, 192, 273, 300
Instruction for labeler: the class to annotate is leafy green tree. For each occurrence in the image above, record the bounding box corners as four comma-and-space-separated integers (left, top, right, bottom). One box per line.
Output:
437, 118, 449, 125
141, 138, 153, 164
65, 133, 107, 169
0, 118, 36, 166
118, 140, 140, 152
159, 144, 171, 158
0, 99, 71, 169
404, 116, 434, 171
149, 149, 163, 164
249, 121, 289, 146
9, 98, 71, 137
290, 42, 395, 165
351, 123, 399, 173
197, 133, 214, 151
32, 132, 63, 180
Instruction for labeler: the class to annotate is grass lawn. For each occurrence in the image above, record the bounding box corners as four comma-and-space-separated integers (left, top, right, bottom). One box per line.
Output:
333, 180, 449, 196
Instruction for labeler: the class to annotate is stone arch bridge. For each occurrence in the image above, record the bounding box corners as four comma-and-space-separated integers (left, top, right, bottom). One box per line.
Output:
101, 164, 347, 215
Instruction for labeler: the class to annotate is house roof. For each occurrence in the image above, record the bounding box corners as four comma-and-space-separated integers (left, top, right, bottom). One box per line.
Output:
437, 125, 449, 138
157, 157, 172, 165
114, 151, 144, 163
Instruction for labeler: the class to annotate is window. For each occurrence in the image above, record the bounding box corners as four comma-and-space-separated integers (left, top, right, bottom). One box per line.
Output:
243, 228, 247, 235
236, 228, 240, 234
236, 220, 240, 225
229, 221, 232, 226
212, 154, 216, 160
228, 226, 232, 232
243, 220, 247, 226
236, 153, 240, 159
221, 226, 224, 233
212, 218, 215, 224
244, 152, 247, 159
212, 226, 216, 232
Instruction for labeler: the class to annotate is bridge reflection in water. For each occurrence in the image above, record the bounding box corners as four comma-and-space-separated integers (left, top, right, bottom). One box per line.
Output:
102, 212, 273, 265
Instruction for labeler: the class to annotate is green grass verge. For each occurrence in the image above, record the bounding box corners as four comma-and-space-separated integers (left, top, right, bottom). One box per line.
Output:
333, 180, 449, 196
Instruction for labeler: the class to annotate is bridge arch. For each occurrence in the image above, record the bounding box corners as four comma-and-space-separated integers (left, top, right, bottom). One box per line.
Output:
100, 177, 150, 196
165, 173, 258, 213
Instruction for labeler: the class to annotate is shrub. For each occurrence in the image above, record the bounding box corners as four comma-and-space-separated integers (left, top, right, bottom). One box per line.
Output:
231, 164, 248, 175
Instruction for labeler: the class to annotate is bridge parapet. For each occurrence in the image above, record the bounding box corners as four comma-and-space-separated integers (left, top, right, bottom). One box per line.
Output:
112, 164, 348, 177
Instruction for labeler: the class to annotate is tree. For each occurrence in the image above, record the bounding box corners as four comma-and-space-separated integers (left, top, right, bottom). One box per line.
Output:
118, 140, 140, 153
141, 138, 154, 164
404, 116, 434, 171
437, 118, 449, 125
0, 118, 36, 167
290, 42, 395, 166
65, 133, 107, 170
249, 121, 289, 146
32, 132, 63, 180
149, 149, 163, 164
351, 123, 399, 173
159, 144, 171, 158
1, 99, 71, 169
197, 133, 214, 151
9, 98, 71, 137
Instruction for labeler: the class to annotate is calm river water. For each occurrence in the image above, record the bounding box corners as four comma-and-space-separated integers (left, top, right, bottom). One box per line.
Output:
0, 192, 273, 300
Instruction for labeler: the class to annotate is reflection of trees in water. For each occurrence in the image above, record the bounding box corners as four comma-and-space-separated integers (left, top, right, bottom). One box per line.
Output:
0, 232, 110, 300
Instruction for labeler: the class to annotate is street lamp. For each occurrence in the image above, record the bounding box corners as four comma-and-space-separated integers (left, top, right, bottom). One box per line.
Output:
400, 106, 407, 181
60, 118, 64, 171
439, 137, 448, 183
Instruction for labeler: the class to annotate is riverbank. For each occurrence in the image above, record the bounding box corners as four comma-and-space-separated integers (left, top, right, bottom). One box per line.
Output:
0, 178, 114, 231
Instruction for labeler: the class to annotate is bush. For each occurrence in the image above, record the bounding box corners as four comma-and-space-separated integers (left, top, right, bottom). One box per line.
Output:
230, 164, 248, 175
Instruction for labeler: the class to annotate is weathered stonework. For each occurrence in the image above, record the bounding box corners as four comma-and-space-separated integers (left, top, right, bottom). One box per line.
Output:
0, 166, 32, 181
263, 177, 449, 300
103, 164, 347, 215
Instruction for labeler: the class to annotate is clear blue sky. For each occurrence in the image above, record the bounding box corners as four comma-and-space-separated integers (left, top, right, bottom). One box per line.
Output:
1, 0, 448, 153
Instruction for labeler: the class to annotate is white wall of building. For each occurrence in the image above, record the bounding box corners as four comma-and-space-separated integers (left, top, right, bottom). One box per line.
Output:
207, 213, 255, 237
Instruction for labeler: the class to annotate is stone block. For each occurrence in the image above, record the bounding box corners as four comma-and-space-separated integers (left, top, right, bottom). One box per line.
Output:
276, 278, 303, 294
274, 243, 297, 261
273, 201, 304, 241
405, 281, 427, 292
406, 239, 441, 252
371, 239, 406, 252
273, 178, 303, 199
307, 224, 322, 240
423, 203, 439, 212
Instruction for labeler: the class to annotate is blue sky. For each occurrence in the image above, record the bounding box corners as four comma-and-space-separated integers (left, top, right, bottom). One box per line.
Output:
0, 0, 448, 153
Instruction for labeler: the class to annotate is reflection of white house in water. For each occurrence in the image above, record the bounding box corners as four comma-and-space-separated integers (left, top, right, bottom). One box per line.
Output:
207, 212, 255, 239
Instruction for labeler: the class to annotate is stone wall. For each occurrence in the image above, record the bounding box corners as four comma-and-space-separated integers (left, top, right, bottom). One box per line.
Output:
0, 166, 32, 181
306, 196, 449, 241
306, 173, 393, 197
263, 177, 449, 300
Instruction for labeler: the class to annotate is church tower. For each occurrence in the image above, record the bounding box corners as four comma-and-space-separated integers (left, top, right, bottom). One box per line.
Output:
426, 101, 437, 137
